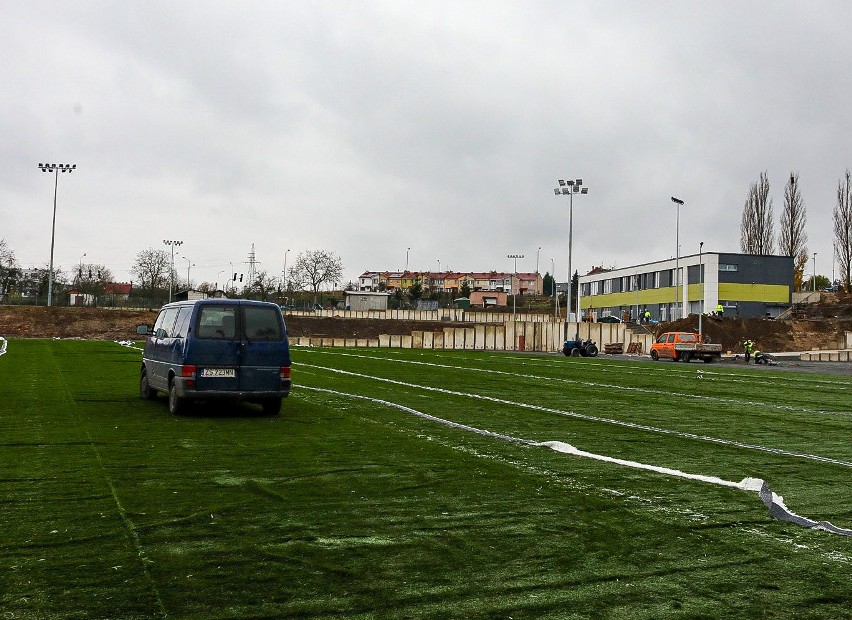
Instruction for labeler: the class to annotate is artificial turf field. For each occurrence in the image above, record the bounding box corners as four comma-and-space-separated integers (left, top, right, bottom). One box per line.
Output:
1, 339, 851, 619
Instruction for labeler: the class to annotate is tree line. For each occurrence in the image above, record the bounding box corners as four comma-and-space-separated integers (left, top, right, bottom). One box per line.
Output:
740, 170, 852, 291
0, 242, 343, 307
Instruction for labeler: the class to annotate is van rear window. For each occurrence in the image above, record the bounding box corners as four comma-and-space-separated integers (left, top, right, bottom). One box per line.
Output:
196, 306, 238, 339
243, 306, 282, 340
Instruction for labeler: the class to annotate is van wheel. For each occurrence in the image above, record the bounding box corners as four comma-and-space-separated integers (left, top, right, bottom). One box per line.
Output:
650, 350, 659, 361
262, 398, 282, 415
140, 368, 157, 400
168, 380, 186, 415
681, 352, 691, 363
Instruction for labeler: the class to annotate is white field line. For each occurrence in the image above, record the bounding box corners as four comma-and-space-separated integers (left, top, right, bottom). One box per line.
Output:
301, 385, 852, 537
298, 349, 852, 419
494, 354, 852, 392
299, 362, 852, 469
0, 336, 6, 356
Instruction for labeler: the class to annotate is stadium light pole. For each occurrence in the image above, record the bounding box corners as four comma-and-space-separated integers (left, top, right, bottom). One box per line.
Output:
554, 178, 589, 330
671, 197, 684, 320
163, 240, 183, 302
38, 162, 76, 306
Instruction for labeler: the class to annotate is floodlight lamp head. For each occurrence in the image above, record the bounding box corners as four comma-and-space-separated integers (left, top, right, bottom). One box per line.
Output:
554, 188, 560, 195
566, 179, 575, 186
558, 179, 566, 186
580, 188, 589, 194
575, 179, 582, 186
561, 188, 570, 195
671, 196, 684, 205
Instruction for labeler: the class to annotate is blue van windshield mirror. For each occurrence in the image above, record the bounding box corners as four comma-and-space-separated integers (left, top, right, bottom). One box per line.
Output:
136, 324, 150, 335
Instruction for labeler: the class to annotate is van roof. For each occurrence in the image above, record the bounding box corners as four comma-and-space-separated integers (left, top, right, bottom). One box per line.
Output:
159, 299, 280, 310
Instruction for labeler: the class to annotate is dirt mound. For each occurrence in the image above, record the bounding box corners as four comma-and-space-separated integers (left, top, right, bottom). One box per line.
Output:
656, 315, 851, 353
1, 306, 849, 354
0, 306, 158, 340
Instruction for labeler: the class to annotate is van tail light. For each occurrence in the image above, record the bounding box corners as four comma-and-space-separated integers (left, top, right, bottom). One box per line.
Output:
181, 365, 197, 389
280, 366, 291, 379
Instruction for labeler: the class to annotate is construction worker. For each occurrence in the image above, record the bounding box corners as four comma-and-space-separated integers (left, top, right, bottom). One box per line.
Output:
644, 309, 651, 324
753, 349, 766, 365
742, 339, 753, 363
716, 303, 724, 317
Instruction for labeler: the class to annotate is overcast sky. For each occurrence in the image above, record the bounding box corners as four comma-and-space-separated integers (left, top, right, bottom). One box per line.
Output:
3, 1, 851, 289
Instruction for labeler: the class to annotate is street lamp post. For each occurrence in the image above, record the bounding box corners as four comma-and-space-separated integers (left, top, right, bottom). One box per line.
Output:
283, 249, 290, 292
507, 254, 524, 322
38, 162, 76, 306
813, 252, 817, 292
554, 178, 589, 329
671, 197, 684, 320
551, 258, 558, 320
405, 247, 410, 271
181, 255, 194, 290
699, 241, 704, 338
163, 240, 183, 302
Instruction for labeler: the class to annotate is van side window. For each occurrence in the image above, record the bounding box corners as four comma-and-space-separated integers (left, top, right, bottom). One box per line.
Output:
156, 308, 180, 338
666, 334, 676, 343
173, 307, 192, 338
197, 306, 238, 339
243, 306, 282, 340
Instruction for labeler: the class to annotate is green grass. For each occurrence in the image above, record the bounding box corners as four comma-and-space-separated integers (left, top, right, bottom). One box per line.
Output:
1, 339, 852, 619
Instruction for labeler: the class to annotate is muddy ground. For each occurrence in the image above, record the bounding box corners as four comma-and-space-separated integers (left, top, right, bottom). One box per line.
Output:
1, 303, 850, 354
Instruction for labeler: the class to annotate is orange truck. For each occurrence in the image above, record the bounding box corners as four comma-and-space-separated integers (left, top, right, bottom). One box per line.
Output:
650, 331, 722, 363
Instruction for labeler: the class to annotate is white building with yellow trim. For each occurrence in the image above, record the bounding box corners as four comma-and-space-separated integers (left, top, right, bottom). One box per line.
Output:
578, 252, 793, 321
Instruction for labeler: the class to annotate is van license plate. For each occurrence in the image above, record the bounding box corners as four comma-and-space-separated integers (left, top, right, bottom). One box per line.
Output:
201, 368, 236, 378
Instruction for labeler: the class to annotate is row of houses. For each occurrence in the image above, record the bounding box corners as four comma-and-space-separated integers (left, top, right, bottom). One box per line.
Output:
358, 271, 544, 295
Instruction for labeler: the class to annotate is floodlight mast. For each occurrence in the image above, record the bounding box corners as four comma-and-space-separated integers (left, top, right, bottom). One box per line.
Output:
163, 240, 183, 302
38, 163, 76, 306
554, 178, 589, 337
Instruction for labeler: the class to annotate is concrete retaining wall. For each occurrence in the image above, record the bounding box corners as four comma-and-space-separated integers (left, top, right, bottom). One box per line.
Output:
292, 318, 655, 354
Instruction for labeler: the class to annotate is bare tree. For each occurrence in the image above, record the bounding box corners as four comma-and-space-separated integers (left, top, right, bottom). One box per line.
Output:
834, 170, 852, 292
289, 250, 344, 303
740, 171, 776, 255
0, 238, 19, 301
243, 270, 278, 301
131, 248, 170, 301
779, 172, 808, 289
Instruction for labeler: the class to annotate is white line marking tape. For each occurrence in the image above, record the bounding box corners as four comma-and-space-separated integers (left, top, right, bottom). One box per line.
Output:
300, 349, 852, 418
0, 336, 6, 357
300, 363, 852, 468
302, 385, 852, 537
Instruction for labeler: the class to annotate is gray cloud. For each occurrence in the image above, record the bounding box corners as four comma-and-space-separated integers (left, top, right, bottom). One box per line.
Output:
3, 1, 851, 288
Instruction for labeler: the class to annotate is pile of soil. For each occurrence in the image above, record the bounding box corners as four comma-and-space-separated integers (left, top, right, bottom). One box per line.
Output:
0, 306, 158, 340
658, 315, 851, 353
1, 304, 850, 353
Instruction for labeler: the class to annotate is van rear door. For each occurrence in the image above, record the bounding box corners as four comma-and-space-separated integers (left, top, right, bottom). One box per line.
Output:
191, 303, 242, 392
238, 302, 290, 392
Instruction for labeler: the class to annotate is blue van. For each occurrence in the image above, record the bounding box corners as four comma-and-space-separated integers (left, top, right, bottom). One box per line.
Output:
138, 299, 292, 414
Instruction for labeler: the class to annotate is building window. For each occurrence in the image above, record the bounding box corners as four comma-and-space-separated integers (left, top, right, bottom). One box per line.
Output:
603, 279, 612, 294
719, 263, 738, 272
